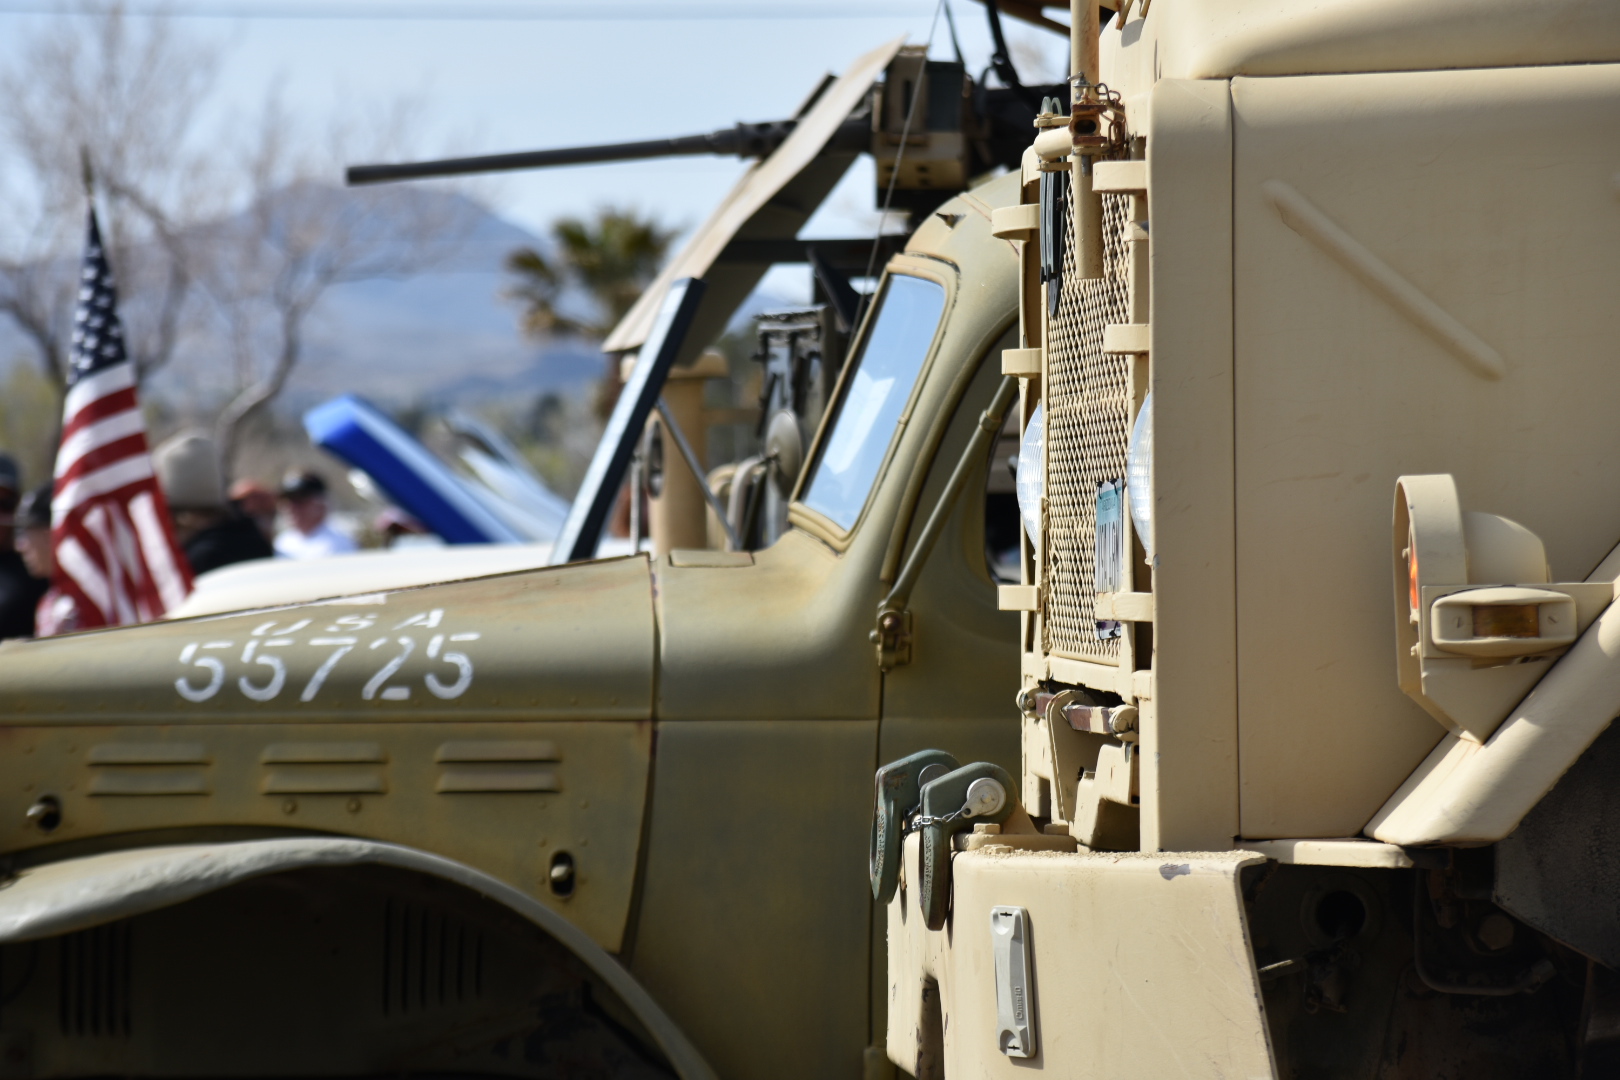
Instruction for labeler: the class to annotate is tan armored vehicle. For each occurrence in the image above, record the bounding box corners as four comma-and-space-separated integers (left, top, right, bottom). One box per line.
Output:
876, 0, 1620, 1076
0, 30, 1078, 1080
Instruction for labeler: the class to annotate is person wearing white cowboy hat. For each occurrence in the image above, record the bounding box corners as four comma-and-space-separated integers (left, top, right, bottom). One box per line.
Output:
153, 432, 273, 576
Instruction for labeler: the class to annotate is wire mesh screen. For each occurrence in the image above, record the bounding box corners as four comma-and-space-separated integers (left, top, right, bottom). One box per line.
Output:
1042, 186, 1133, 664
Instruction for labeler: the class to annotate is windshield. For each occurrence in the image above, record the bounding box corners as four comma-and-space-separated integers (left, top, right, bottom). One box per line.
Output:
800, 274, 946, 531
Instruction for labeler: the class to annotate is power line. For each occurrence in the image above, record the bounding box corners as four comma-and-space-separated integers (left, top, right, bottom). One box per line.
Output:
0, 1, 935, 19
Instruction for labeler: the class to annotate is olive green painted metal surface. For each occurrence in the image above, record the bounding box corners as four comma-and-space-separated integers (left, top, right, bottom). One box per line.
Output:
629, 720, 877, 1080
0, 557, 659, 952
0, 555, 656, 724
0, 170, 1029, 1076
0, 838, 717, 1080
0, 721, 651, 950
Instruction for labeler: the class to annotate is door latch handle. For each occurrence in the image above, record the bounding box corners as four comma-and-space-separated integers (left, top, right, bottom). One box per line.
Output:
918, 761, 1018, 930
870, 749, 959, 904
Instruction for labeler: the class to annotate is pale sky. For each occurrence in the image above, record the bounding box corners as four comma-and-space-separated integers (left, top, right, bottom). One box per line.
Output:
0, 0, 1069, 291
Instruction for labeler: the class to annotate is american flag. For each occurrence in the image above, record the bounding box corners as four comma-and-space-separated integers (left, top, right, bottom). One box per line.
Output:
48, 207, 191, 630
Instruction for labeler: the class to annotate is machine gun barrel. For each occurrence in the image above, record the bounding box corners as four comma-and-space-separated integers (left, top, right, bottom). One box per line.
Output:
346, 117, 869, 186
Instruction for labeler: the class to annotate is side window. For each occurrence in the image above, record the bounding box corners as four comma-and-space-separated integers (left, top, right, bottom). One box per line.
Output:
985, 406, 1023, 584
800, 274, 946, 531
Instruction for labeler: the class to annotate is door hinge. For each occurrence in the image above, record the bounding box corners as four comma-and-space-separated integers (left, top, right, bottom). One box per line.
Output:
871, 606, 913, 672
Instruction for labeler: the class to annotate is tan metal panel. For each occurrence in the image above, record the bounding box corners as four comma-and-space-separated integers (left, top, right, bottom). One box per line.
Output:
1100, 0, 1620, 92
888, 841, 1273, 1077
1370, 585, 1620, 845
1144, 78, 1239, 852
1230, 64, 1620, 836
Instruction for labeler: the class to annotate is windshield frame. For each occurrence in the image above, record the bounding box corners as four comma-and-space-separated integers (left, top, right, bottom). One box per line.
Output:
789, 260, 955, 548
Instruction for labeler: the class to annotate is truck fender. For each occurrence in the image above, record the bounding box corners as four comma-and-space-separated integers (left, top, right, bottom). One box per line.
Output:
0, 837, 716, 1080
1369, 589, 1620, 846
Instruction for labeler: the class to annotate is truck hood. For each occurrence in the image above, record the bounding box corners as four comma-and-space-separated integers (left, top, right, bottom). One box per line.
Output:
0, 555, 654, 723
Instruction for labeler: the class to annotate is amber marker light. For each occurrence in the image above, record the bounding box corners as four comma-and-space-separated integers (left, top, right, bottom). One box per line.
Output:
1407, 541, 1421, 623
1473, 604, 1540, 640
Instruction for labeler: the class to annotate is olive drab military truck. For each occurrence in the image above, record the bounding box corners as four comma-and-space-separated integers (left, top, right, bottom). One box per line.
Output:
874, 0, 1620, 1076
0, 21, 1078, 1080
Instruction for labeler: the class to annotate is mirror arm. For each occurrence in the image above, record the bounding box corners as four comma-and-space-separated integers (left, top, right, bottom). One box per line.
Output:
656, 397, 743, 552
873, 375, 1018, 669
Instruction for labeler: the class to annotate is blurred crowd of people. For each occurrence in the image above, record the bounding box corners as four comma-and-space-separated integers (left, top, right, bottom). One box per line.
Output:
0, 431, 385, 641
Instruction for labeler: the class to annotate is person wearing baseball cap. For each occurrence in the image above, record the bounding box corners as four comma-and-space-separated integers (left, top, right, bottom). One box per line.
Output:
0, 455, 47, 640
227, 478, 277, 543
14, 482, 78, 637
275, 469, 357, 559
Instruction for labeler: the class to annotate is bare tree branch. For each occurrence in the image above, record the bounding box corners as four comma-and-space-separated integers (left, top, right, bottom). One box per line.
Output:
0, 5, 472, 478
0, 2, 217, 392
204, 96, 476, 471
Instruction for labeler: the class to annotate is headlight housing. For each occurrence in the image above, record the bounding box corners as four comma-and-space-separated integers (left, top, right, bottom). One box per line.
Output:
1127, 392, 1153, 560
1015, 403, 1043, 549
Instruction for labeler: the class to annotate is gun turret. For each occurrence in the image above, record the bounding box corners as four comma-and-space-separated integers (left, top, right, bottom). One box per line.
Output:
347, 116, 872, 186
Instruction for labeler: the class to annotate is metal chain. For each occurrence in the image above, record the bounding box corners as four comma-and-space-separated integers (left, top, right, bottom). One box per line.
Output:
907, 804, 973, 831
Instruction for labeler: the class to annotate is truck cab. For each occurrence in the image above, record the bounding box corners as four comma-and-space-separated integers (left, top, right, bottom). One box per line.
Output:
0, 171, 1026, 1078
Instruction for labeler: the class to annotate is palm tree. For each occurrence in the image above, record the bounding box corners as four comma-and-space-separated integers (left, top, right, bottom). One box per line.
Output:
505, 207, 677, 533
505, 207, 676, 340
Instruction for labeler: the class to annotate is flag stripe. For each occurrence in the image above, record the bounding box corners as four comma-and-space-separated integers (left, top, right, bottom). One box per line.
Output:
54, 456, 155, 528
60, 388, 141, 444
130, 491, 188, 611
55, 432, 151, 491
55, 534, 114, 621
61, 362, 136, 425
57, 408, 147, 472
81, 507, 138, 625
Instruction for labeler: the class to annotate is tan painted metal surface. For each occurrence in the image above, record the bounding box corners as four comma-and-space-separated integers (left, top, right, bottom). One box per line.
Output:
1138, 76, 1238, 852
887, 4, 1620, 1078
1370, 589, 1620, 845
888, 835, 1273, 1077
1028, 46, 1620, 843
1228, 63, 1620, 837
1101, 0, 1620, 90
